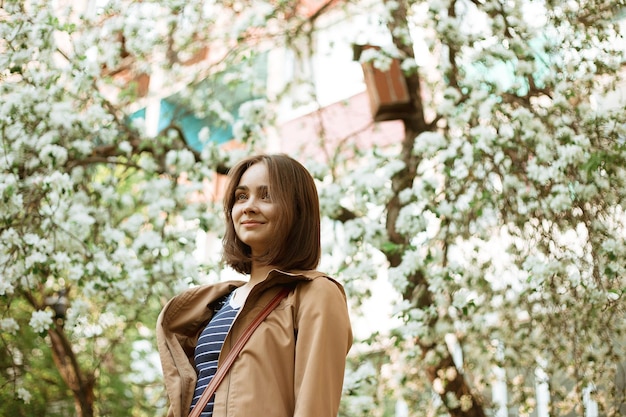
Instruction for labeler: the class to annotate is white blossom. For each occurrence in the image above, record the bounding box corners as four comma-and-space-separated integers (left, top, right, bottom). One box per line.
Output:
548, 184, 572, 212
102, 227, 126, 245
414, 131, 447, 156
198, 126, 211, 144
39, 144, 68, 167
358, 47, 393, 71
432, 377, 445, 394
445, 391, 460, 408
0, 318, 19, 334
67, 264, 85, 282
65, 299, 90, 329
0, 276, 14, 296
118, 141, 132, 154
460, 394, 473, 412
138, 156, 159, 172
165, 149, 196, 173
25, 251, 47, 269
133, 230, 164, 253
17, 387, 32, 404
29, 310, 54, 333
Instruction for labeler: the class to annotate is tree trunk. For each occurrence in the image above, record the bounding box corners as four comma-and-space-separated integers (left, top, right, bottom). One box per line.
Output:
383, 1, 487, 416
48, 325, 95, 417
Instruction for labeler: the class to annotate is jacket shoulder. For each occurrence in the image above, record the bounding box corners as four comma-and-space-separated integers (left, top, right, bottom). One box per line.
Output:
295, 272, 348, 301
158, 280, 245, 334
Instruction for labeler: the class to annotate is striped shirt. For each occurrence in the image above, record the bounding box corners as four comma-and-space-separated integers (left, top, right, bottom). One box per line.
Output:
190, 292, 239, 417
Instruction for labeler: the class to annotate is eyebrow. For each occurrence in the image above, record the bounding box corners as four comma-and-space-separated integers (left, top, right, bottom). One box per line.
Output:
234, 185, 269, 192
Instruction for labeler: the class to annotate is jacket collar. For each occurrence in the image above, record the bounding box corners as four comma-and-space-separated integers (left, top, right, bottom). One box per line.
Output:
161, 269, 327, 336
256, 268, 326, 289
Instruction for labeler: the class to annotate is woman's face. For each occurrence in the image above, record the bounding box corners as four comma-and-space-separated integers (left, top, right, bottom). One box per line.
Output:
231, 162, 280, 257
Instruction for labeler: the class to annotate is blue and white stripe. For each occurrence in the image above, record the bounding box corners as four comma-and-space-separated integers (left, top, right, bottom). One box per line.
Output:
190, 292, 239, 417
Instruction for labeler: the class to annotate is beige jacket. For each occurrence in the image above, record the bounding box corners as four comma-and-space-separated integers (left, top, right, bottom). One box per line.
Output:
156, 269, 353, 417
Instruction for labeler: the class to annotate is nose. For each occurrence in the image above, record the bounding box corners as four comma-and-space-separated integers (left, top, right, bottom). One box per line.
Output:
241, 197, 258, 214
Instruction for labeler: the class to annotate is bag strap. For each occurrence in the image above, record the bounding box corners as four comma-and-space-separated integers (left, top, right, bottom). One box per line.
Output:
188, 287, 291, 417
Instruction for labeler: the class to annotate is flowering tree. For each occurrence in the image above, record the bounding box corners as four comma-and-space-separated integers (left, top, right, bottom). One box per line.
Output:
321, 1, 626, 416
2, 1, 626, 417
0, 1, 272, 416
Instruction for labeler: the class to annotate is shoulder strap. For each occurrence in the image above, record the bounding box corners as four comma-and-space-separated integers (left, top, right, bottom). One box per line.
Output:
188, 287, 291, 417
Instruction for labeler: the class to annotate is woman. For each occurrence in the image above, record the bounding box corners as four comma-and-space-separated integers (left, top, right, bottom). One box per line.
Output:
157, 154, 353, 417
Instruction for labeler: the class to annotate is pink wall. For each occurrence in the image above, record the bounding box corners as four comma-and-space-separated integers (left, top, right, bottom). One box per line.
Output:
277, 92, 404, 163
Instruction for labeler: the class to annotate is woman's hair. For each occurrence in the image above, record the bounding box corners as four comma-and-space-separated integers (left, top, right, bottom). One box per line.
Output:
222, 154, 321, 274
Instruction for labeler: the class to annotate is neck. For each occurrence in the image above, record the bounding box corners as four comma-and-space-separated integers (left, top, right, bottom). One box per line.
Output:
248, 263, 275, 286
232, 263, 277, 308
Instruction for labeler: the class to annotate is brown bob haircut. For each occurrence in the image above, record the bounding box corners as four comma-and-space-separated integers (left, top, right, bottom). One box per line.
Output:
222, 154, 321, 274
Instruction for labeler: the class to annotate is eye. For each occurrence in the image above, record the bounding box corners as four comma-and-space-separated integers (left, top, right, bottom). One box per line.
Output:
235, 192, 248, 201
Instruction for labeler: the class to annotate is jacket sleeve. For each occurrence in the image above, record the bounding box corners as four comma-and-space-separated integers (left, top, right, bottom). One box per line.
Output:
156, 299, 198, 417
293, 277, 353, 417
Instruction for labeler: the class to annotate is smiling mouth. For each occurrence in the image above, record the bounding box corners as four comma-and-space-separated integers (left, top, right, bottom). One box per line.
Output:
242, 221, 263, 226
